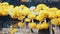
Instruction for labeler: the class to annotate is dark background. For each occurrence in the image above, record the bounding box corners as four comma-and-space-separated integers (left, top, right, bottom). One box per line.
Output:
2, 0, 60, 8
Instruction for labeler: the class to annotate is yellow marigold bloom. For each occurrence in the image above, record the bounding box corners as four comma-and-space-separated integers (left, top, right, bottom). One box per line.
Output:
22, 7, 31, 15
0, 3, 2, 6
36, 24, 43, 30
42, 22, 49, 29
28, 14, 36, 19
25, 18, 31, 22
36, 4, 48, 10
29, 22, 36, 29
51, 19, 59, 26
56, 10, 60, 18
19, 5, 26, 9
9, 28, 17, 34
48, 7, 58, 12
18, 22, 25, 28
36, 14, 45, 21
2, 9, 9, 16
2, 2, 9, 6
18, 15, 25, 20
48, 11, 57, 19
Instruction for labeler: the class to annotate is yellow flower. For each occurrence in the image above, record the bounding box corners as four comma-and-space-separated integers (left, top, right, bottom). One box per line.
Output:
11, 7, 22, 19
18, 16, 25, 20
36, 14, 45, 21
28, 14, 36, 19
2, 9, 9, 16
58, 23, 60, 26
11, 28, 17, 34
7, 5, 14, 10
48, 7, 58, 12
18, 22, 25, 28
2, 6, 6, 9
57, 18, 60, 23
40, 10, 48, 18
36, 24, 43, 30
22, 7, 31, 15
0, 3, 2, 6
29, 22, 36, 29
9, 27, 17, 34
11, 14, 18, 19
34, 8, 40, 12
19, 5, 26, 9
2, 2, 9, 6
0, 8, 3, 16
48, 11, 57, 19
42, 22, 49, 29
56, 10, 60, 18
55, 18, 60, 26
36, 4, 48, 10
11, 11, 18, 19
51, 19, 58, 26
25, 18, 31, 22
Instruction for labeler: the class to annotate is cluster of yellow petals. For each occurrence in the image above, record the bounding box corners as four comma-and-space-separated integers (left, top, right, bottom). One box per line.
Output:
36, 22, 49, 30
1, 2, 60, 31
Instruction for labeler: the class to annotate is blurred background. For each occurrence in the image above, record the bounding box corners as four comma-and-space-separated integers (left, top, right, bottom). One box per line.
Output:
1, 0, 60, 8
